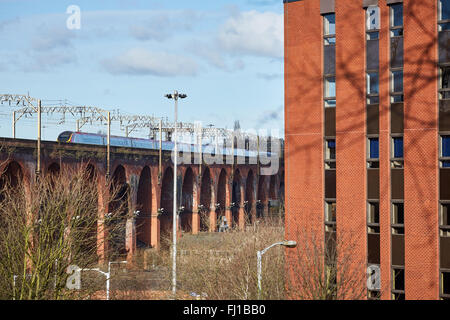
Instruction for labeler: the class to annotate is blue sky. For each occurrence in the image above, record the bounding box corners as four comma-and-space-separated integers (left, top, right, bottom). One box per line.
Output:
0, 0, 284, 141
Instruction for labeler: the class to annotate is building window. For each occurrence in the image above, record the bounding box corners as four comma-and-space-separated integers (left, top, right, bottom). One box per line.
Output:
368, 290, 381, 300
440, 135, 450, 167
391, 94, 404, 103
392, 267, 405, 300
390, 3, 404, 103
439, 0, 450, 31
392, 137, 403, 158
366, 6, 380, 39
325, 139, 336, 160
367, 73, 379, 104
392, 202, 405, 235
390, 4, 403, 31
325, 201, 336, 232
325, 139, 336, 169
324, 13, 335, 36
391, 70, 403, 93
323, 13, 336, 44
440, 67, 450, 99
391, 136, 404, 168
368, 137, 379, 159
368, 202, 380, 234
441, 202, 450, 236
324, 76, 336, 107
367, 31, 379, 40
367, 137, 379, 168
324, 13, 336, 108
442, 271, 450, 298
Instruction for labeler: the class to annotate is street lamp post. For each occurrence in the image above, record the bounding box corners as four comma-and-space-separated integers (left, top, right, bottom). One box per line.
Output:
165, 90, 187, 299
257, 240, 297, 299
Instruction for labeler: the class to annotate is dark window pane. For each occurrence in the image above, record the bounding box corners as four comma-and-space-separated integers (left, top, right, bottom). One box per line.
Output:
391, 37, 404, 68
369, 202, 380, 224
440, 22, 450, 31
368, 96, 380, 105
391, 4, 403, 27
442, 0, 450, 20
391, 94, 404, 103
394, 203, 404, 224
394, 137, 404, 158
368, 73, 379, 95
370, 138, 379, 159
443, 68, 450, 89
391, 29, 403, 37
442, 203, 450, 226
392, 70, 403, 93
443, 136, 450, 157
393, 268, 405, 291
324, 45, 336, 75
327, 140, 336, 160
439, 32, 450, 64
443, 272, 450, 295
367, 39, 379, 71
328, 140, 336, 148
325, 99, 336, 107
367, 32, 379, 40
326, 202, 336, 222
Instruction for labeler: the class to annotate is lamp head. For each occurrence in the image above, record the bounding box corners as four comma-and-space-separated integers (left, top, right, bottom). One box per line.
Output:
282, 240, 297, 248
178, 93, 187, 99
165, 94, 173, 99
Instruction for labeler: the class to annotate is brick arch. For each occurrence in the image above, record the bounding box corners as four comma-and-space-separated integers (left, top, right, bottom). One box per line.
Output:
269, 174, 278, 200
199, 166, 212, 231
160, 166, 174, 237
245, 169, 255, 224
136, 166, 152, 247
181, 166, 195, 233
108, 164, 129, 257
257, 175, 266, 218
0, 160, 25, 204
0, 160, 24, 190
216, 168, 227, 219
47, 162, 60, 176
81, 163, 98, 257
85, 163, 97, 181
231, 169, 242, 227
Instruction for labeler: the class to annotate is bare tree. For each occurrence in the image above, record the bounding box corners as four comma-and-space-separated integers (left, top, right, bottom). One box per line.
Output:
173, 218, 285, 300
0, 164, 127, 300
285, 227, 369, 300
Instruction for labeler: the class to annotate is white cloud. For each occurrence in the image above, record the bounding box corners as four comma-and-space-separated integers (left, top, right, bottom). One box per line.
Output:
24, 50, 77, 72
128, 10, 201, 42
218, 10, 283, 59
31, 25, 76, 51
101, 48, 198, 77
186, 40, 238, 71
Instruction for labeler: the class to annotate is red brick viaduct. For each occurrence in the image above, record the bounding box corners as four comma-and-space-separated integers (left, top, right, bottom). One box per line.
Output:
0, 137, 284, 263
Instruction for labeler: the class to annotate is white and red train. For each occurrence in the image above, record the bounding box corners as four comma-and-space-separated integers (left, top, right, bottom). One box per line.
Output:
57, 131, 275, 158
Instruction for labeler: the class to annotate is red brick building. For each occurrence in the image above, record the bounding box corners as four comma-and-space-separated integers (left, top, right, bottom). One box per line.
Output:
284, 0, 450, 299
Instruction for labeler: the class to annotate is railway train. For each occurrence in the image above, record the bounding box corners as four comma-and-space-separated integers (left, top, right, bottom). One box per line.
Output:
57, 131, 276, 158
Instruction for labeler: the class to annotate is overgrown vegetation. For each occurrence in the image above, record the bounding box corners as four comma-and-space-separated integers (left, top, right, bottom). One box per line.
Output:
0, 155, 365, 300
0, 164, 126, 300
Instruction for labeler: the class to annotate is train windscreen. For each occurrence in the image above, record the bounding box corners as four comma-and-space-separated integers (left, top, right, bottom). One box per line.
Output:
57, 131, 73, 142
